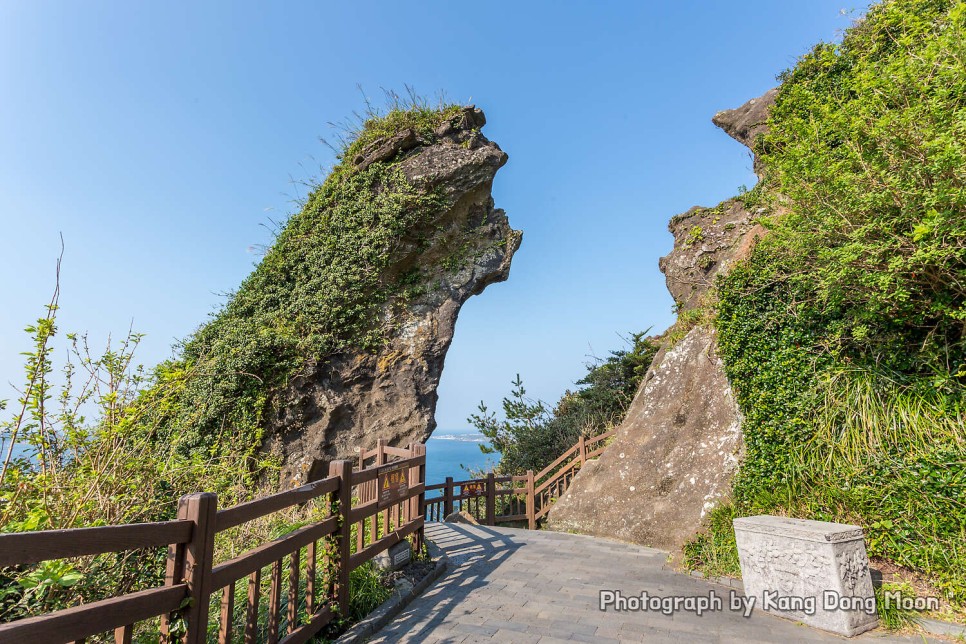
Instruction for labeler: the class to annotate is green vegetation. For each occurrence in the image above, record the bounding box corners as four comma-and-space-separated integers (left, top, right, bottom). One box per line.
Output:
685, 225, 705, 246
681, 505, 740, 580
471, 332, 658, 474
142, 97, 463, 500
684, 0, 966, 615
875, 582, 922, 630
0, 95, 463, 631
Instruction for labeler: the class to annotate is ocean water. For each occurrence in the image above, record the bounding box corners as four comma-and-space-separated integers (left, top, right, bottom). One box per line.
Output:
425, 428, 500, 487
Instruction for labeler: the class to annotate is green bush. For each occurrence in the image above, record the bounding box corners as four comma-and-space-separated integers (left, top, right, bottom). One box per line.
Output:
471, 332, 658, 475
689, 0, 966, 608
0, 96, 463, 629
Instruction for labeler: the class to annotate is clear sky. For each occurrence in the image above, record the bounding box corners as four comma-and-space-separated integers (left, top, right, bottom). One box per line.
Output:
0, 1, 868, 430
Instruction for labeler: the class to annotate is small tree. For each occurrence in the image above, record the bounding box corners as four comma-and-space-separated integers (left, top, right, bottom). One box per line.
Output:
471, 332, 658, 474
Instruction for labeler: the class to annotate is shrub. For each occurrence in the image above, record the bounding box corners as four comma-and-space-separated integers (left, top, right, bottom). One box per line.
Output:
690, 0, 966, 608
471, 332, 658, 474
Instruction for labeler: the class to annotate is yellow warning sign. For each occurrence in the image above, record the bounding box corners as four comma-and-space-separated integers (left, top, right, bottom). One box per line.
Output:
377, 462, 409, 508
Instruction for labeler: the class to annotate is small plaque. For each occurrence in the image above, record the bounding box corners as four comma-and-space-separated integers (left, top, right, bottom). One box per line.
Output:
377, 462, 409, 508
463, 482, 485, 497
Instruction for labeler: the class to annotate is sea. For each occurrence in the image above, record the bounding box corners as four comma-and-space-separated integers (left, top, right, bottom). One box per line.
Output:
424, 428, 500, 486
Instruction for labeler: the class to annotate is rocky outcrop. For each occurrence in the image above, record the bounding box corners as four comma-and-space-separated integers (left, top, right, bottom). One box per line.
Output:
263, 107, 520, 487
712, 88, 778, 151
547, 327, 743, 549
546, 91, 776, 551
659, 200, 765, 312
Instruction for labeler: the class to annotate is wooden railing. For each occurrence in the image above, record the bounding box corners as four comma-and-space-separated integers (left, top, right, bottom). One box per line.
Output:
0, 429, 616, 642
532, 430, 613, 522
422, 429, 615, 528
423, 472, 535, 529
0, 443, 426, 644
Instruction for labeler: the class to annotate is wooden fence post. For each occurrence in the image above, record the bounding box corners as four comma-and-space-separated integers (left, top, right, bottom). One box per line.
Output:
178, 492, 218, 643
411, 443, 427, 554
376, 439, 388, 535
160, 526, 188, 638
578, 435, 587, 467
485, 472, 496, 526
443, 476, 454, 518
526, 470, 536, 530
329, 460, 352, 619
407, 442, 418, 523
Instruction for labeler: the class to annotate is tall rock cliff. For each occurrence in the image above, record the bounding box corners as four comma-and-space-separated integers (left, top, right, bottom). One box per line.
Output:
263, 107, 520, 486
147, 106, 519, 491
546, 92, 774, 551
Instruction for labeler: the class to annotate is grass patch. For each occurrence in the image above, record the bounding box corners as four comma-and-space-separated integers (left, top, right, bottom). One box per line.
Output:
682, 505, 741, 579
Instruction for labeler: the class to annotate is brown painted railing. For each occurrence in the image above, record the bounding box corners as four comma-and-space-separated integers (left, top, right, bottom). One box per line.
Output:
422, 429, 615, 528
0, 443, 427, 644
423, 472, 535, 528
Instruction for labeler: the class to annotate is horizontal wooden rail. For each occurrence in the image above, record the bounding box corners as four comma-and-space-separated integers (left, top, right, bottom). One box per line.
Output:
216, 476, 339, 531
534, 445, 579, 482
0, 520, 193, 567
348, 518, 423, 571
587, 430, 615, 446
424, 430, 615, 530
0, 439, 430, 644
210, 517, 338, 589
0, 583, 186, 642
495, 513, 527, 523
347, 483, 425, 524
450, 478, 486, 488
535, 460, 579, 495
0, 429, 612, 641
351, 453, 425, 487
360, 445, 410, 460
278, 605, 335, 644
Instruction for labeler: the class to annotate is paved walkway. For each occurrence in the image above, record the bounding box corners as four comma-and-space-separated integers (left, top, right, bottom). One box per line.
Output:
368, 523, 935, 644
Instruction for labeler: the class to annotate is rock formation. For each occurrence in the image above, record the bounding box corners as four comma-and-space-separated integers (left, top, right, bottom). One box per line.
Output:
262, 107, 520, 487
546, 91, 775, 551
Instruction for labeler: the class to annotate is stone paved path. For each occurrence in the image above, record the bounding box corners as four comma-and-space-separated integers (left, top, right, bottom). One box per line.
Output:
368, 523, 936, 643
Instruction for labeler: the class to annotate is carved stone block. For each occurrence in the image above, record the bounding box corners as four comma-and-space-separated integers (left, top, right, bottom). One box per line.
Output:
734, 515, 879, 637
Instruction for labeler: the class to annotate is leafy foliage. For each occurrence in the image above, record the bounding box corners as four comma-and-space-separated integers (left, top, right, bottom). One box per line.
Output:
137, 98, 465, 494
756, 0, 966, 378
681, 505, 741, 580
0, 96, 464, 629
686, 0, 966, 609
471, 333, 658, 474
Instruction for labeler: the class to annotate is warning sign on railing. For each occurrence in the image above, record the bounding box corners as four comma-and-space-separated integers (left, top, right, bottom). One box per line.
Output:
377, 462, 409, 508
463, 482, 485, 497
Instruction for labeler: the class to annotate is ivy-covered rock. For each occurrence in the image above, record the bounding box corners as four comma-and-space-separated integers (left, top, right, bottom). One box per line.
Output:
554, 2, 966, 608
142, 104, 520, 489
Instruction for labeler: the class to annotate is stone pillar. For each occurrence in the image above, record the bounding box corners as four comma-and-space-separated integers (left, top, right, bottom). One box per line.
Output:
733, 516, 879, 637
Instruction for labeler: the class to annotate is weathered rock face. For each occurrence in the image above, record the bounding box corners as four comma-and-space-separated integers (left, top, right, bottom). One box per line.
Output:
546, 91, 776, 550
263, 107, 520, 487
712, 88, 778, 171
659, 200, 765, 312
547, 327, 743, 549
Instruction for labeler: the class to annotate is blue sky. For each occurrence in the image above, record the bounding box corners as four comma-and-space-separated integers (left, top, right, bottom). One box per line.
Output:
0, 1, 868, 430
